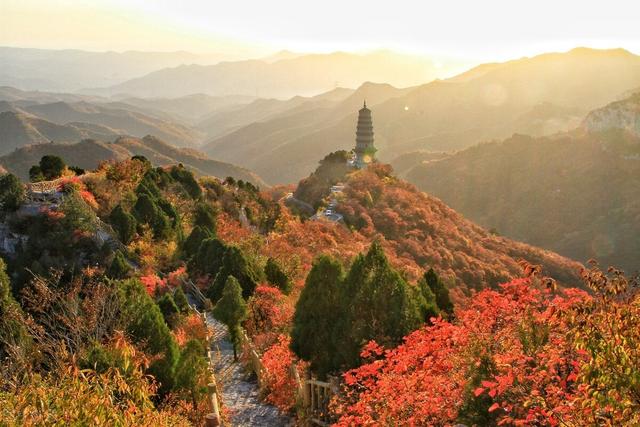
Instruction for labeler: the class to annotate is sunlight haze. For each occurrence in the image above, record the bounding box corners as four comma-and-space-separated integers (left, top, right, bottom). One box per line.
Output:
2, 0, 638, 63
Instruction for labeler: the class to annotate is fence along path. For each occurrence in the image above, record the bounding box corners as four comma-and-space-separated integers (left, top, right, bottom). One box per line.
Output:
186, 279, 334, 426
205, 312, 292, 426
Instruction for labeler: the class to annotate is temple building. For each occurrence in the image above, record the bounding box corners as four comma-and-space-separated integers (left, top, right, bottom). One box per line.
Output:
353, 101, 376, 168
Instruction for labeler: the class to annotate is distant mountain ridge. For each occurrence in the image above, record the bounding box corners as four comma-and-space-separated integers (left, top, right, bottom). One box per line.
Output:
0, 136, 266, 187
0, 100, 205, 153
0, 46, 232, 92
198, 48, 640, 184
403, 93, 640, 272
0, 111, 120, 154
89, 50, 464, 98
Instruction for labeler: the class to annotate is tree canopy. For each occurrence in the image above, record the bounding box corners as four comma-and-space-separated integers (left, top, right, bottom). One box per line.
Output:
213, 276, 247, 360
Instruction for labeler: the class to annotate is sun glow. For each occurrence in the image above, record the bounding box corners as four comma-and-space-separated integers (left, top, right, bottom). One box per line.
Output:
1, 0, 638, 64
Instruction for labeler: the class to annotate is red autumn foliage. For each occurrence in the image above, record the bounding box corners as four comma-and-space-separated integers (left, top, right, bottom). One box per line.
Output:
174, 313, 208, 348
260, 334, 308, 413
337, 165, 582, 289
140, 274, 165, 296
244, 285, 294, 351
334, 278, 590, 426
166, 266, 187, 288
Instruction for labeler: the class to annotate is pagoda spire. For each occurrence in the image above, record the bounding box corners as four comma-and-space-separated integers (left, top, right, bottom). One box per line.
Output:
353, 101, 375, 169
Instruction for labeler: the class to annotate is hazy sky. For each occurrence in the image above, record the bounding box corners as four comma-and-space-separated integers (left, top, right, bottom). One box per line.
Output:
2, 0, 639, 62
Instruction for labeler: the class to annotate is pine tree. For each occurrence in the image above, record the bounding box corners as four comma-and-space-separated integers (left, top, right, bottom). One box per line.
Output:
290, 255, 344, 378
337, 241, 425, 369
213, 276, 247, 360
415, 276, 439, 321
158, 293, 180, 328
183, 226, 213, 259
0, 258, 31, 360
190, 237, 226, 277
209, 246, 263, 302
265, 257, 292, 295
109, 205, 137, 244
0, 173, 25, 212
424, 268, 454, 317
133, 193, 159, 225
28, 165, 45, 182
39, 155, 66, 180
106, 251, 131, 279
171, 165, 202, 199
119, 279, 180, 394
173, 287, 190, 314
175, 339, 208, 407
193, 202, 217, 234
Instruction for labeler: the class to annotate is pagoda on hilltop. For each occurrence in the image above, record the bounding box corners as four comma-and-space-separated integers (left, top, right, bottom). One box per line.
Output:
353, 101, 376, 168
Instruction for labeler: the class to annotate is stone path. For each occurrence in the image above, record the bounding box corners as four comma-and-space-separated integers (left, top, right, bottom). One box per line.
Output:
205, 313, 292, 427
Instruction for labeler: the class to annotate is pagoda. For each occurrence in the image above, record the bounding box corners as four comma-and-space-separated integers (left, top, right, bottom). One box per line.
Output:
353, 101, 376, 168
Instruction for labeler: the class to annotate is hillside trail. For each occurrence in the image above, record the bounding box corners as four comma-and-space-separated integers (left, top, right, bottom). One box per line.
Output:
205, 312, 292, 427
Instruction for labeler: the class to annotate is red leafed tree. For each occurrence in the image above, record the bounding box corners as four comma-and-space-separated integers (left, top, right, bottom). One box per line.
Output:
334, 278, 590, 426
244, 285, 293, 351
260, 334, 308, 412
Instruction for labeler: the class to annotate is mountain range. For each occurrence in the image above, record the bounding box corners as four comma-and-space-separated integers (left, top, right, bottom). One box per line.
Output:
402, 93, 640, 272
87, 50, 465, 98
0, 135, 266, 187
198, 48, 640, 184
0, 47, 230, 92
0, 99, 205, 153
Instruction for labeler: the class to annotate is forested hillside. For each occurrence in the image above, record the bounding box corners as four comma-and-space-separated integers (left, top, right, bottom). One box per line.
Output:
405, 124, 640, 273
1, 148, 638, 425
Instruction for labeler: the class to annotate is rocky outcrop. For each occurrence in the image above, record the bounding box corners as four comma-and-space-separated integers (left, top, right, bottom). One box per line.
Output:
583, 93, 640, 136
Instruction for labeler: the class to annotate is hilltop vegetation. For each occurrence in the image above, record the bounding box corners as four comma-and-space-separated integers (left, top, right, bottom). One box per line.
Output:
0, 135, 266, 186
0, 150, 637, 425
405, 124, 640, 273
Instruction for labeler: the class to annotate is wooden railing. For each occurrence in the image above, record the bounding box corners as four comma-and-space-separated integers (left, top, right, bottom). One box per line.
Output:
304, 379, 336, 426
289, 362, 338, 426
240, 331, 337, 426
182, 278, 208, 308
188, 287, 338, 426
191, 308, 223, 426
26, 178, 65, 194
238, 328, 269, 389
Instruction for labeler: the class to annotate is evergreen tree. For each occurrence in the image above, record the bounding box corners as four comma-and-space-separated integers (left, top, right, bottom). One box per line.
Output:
213, 276, 247, 360
424, 268, 454, 317
337, 242, 425, 369
183, 226, 213, 259
131, 155, 151, 166
209, 246, 263, 302
291, 255, 344, 378
0, 173, 25, 212
173, 287, 190, 314
415, 276, 439, 321
118, 279, 180, 395
171, 165, 202, 199
157, 198, 180, 229
39, 155, 66, 180
109, 204, 137, 244
158, 293, 180, 328
189, 237, 227, 277
133, 193, 159, 225
0, 258, 31, 360
132, 194, 172, 240
265, 257, 292, 295
175, 339, 208, 406
106, 251, 131, 279
193, 202, 217, 234
28, 165, 45, 182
